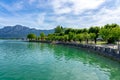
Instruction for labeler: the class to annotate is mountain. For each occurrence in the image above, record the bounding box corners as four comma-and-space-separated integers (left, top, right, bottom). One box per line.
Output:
0, 25, 54, 38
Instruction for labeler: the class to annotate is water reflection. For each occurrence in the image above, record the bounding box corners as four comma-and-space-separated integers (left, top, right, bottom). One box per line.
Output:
44, 44, 120, 80
27, 43, 36, 50
0, 40, 120, 80
18, 42, 120, 80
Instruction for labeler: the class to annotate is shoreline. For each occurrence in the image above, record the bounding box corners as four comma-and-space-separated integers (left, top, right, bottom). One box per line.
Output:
27, 40, 120, 63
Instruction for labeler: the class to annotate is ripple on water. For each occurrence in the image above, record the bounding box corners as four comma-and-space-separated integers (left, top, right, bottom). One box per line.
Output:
0, 40, 120, 80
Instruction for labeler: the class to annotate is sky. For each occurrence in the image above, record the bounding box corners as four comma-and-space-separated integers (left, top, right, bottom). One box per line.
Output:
0, 0, 120, 29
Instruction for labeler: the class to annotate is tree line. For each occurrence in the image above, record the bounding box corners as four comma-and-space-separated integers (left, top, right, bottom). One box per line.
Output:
27, 23, 120, 44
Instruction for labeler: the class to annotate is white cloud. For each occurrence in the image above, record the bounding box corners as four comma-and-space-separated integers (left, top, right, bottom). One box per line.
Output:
51, 0, 71, 14
85, 6, 120, 27
36, 13, 46, 26
51, 0, 106, 15
0, 1, 24, 17
13, 1, 24, 10
49, 0, 120, 28
42, 2, 120, 29
55, 7, 71, 14
72, 0, 105, 14
0, 1, 24, 11
0, 13, 37, 28
28, 0, 36, 4
0, 12, 55, 30
0, 0, 120, 29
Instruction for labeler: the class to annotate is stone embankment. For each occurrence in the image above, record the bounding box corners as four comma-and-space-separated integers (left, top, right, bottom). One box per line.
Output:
28, 40, 120, 62
55, 42, 120, 62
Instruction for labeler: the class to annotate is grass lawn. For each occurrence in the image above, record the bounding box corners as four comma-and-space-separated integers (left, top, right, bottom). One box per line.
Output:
96, 41, 106, 45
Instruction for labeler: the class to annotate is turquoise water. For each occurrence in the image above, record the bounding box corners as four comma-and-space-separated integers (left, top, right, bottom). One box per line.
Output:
0, 40, 120, 80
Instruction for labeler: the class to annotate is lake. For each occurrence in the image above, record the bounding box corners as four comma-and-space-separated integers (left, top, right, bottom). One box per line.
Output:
0, 40, 120, 80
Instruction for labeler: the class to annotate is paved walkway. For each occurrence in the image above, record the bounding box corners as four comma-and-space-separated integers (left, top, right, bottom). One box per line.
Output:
96, 44, 118, 49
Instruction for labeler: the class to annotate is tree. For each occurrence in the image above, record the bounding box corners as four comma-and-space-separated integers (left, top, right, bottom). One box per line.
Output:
112, 27, 120, 40
89, 26, 100, 44
89, 33, 96, 44
103, 24, 119, 43
55, 25, 63, 33
112, 27, 120, 49
64, 28, 72, 34
40, 32, 45, 40
63, 35, 68, 42
100, 24, 119, 44
83, 32, 90, 44
100, 28, 112, 43
68, 32, 75, 41
27, 33, 36, 40
82, 28, 88, 33
76, 29, 82, 34
47, 34, 55, 41
104, 23, 119, 29
76, 34, 84, 43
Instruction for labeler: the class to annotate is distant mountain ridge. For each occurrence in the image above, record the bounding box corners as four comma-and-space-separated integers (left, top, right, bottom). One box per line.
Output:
0, 25, 54, 38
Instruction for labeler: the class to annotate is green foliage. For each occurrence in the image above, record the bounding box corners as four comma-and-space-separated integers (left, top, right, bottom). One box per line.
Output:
64, 28, 72, 34
55, 25, 64, 33
100, 25, 120, 43
63, 35, 68, 42
83, 32, 90, 40
99, 24, 120, 44
82, 28, 88, 33
83, 32, 90, 44
89, 26, 100, 34
47, 34, 54, 41
68, 32, 75, 41
27, 23, 120, 44
40, 32, 45, 40
112, 27, 120, 40
27, 33, 36, 40
104, 23, 119, 29
89, 33, 96, 40
89, 26, 100, 44
76, 34, 84, 42
100, 28, 111, 41
76, 29, 82, 34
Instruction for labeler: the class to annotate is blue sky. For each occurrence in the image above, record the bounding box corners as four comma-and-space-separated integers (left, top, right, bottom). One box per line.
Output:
0, 0, 120, 29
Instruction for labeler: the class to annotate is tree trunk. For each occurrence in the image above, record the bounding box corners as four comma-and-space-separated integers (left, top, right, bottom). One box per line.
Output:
94, 38, 97, 44
86, 39, 88, 44
118, 40, 120, 50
